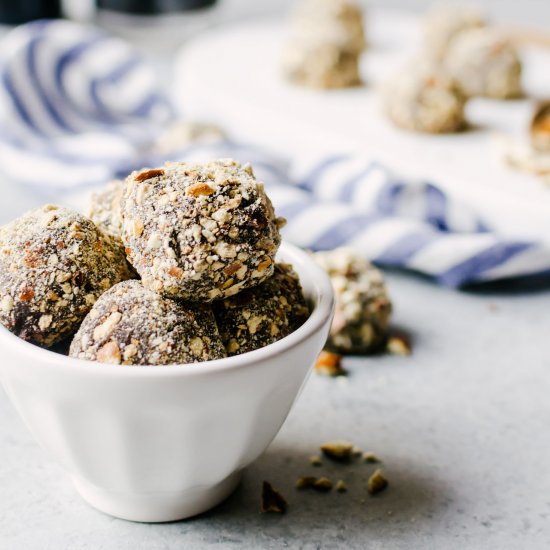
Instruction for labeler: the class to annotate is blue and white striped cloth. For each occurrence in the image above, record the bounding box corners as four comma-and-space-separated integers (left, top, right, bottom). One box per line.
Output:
0, 19, 172, 189
1, 20, 549, 288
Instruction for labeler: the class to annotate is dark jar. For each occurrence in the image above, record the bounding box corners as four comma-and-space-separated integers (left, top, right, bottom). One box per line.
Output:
97, 0, 217, 15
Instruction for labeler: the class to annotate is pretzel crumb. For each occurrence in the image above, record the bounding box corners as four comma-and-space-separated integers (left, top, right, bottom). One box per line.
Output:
387, 335, 411, 356
309, 455, 322, 466
363, 451, 381, 463
296, 476, 317, 489
335, 480, 347, 492
313, 477, 333, 492
134, 169, 165, 183
367, 469, 388, 495
314, 350, 346, 377
320, 440, 354, 461
261, 481, 287, 513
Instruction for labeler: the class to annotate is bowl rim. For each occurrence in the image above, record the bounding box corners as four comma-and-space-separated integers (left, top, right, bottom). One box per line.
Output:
0, 241, 334, 378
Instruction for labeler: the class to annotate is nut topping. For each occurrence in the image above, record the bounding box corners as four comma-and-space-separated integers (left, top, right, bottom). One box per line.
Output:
186, 182, 215, 197
134, 169, 165, 183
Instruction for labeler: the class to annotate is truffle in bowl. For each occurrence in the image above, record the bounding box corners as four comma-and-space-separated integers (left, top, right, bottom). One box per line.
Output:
0, 242, 334, 522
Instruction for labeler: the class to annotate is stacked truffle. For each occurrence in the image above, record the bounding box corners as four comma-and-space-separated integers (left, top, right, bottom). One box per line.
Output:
282, 0, 366, 89
443, 28, 522, 100
0, 205, 133, 347
422, 6, 522, 100
0, 160, 309, 366
382, 6, 523, 134
381, 61, 467, 134
421, 6, 486, 63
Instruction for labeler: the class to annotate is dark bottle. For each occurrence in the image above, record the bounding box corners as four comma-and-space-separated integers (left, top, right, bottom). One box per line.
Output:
0, 0, 62, 24
97, 0, 217, 15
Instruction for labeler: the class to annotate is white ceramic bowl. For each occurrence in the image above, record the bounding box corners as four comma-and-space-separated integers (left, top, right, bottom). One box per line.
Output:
0, 242, 334, 523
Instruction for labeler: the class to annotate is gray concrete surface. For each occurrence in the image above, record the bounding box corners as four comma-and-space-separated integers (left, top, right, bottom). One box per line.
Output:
1, 3, 550, 548
1, 271, 549, 549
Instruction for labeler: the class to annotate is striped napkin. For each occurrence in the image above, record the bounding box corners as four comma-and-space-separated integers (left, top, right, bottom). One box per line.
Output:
0, 19, 172, 189
1, 19, 549, 288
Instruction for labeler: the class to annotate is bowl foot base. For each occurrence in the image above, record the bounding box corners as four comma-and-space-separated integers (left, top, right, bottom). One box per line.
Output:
72, 471, 242, 522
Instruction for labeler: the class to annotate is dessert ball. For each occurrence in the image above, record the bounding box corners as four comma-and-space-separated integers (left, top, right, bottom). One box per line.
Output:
70, 280, 226, 365
422, 6, 486, 62
87, 179, 125, 243
381, 63, 466, 134
120, 159, 284, 302
445, 29, 522, 99
282, 44, 362, 90
282, 0, 365, 89
0, 205, 134, 347
289, 0, 365, 54
214, 263, 309, 356
313, 248, 391, 354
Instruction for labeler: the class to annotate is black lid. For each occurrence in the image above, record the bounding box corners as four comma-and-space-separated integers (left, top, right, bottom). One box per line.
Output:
97, 0, 217, 14
0, 0, 62, 24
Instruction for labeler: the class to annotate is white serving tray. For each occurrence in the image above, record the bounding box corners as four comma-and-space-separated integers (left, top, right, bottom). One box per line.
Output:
173, 9, 550, 245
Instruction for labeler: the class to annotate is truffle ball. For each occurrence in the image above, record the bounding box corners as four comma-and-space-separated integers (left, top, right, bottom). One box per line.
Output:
120, 159, 284, 302
313, 248, 391, 354
445, 29, 522, 99
282, 44, 362, 89
87, 179, 125, 244
282, 0, 365, 89
289, 0, 365, 54
381, 63, 466, 133
0, 205, 134, 347
422, 6, 486, 62
70, 280, 226, 365
214, 263, 309, 356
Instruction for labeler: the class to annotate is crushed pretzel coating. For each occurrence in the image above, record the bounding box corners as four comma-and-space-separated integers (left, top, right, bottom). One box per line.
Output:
381, 61, 466, 134
0, 205, 133, 347
261, 481, 287, 514
445, 29, 522, 100
214, 263, 309, 356
87, 180, 125, 244
313, 248, 392, 354
121, 159, 284, 302
69, 280, 226, 365
282, 0, 365, 89
422, 5, 486, 63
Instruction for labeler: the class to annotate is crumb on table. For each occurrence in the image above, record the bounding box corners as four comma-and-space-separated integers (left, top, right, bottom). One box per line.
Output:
261, 481, 288, 513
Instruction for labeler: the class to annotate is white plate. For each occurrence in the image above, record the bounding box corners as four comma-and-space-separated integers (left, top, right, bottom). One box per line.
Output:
173, 9, 550, 245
